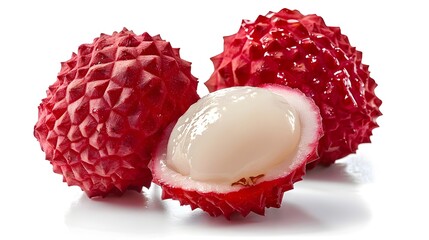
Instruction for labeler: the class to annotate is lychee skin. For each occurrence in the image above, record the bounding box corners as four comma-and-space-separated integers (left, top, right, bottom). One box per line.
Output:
158, 164, 307, 218
205, 8, 382, 166
34, 29, 199, 197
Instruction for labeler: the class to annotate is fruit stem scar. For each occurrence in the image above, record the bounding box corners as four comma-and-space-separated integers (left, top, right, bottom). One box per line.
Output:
231, 174, 265, 187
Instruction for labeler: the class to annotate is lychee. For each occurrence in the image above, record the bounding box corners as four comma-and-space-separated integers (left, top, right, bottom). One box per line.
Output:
151, 84, 323, 218
34, 28, 200, 197
205, 8, 382, 166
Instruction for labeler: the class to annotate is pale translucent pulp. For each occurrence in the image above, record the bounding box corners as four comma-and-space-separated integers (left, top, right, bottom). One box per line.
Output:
166, 87, 301, 185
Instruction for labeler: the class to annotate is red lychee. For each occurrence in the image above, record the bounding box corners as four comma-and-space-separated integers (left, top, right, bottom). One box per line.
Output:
151, 84, 323, 218
34, 28, 200, 197
205, 8, 382, 166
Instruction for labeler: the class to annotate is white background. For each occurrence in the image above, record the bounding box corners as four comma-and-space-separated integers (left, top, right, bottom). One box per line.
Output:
1, 0, 428, 239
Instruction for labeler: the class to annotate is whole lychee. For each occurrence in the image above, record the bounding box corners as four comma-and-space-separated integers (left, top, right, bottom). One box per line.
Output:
205, 8, 382, 166
151, 84, 323, 218
34, 28, 200, 197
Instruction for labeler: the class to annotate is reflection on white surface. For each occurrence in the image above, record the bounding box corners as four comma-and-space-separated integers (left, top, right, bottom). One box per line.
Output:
64, 155, 372, 237
305, 154, 374, 185
65, 188, 166, 235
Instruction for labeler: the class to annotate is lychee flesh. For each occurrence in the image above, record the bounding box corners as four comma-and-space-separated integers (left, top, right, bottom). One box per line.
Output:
205, 8, 382, 166
151, 85, 322, 218
168, 86, 302, 185
34, 28, 200, 197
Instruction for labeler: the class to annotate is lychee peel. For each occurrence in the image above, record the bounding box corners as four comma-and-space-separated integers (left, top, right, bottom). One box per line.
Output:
34, 28, 199, 197
205, 8, 382, 166
158, 165, 306, 218
151, 85, 323, 219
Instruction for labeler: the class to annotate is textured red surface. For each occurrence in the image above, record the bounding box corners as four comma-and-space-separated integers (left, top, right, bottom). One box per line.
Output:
157, 163, 308, 219
34, 29, 199, 197
151, 85, 323, 219
205, 8, 382, 166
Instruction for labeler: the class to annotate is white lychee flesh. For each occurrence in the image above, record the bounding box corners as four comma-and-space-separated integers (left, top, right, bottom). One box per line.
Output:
153, 85, 322, 193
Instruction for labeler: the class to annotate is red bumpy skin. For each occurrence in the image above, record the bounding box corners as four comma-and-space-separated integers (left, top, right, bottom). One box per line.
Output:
205, 8, 382, 166
34, 29, 199, 197
158, 167, 307, 218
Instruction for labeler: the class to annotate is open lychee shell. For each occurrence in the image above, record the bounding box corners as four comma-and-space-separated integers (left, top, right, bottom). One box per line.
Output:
150, 84, 323, 218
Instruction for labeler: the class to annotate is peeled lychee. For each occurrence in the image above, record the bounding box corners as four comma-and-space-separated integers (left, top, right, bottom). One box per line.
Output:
34, 28, 199, 197
205, 8, 382, 166
151, 84, 323, 218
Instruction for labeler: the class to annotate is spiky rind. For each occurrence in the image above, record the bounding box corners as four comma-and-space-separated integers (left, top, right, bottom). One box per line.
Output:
205, 8, 382, 166
34, 28, 199, 197
156, 161, 308, 219
152, 134, 319, 219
